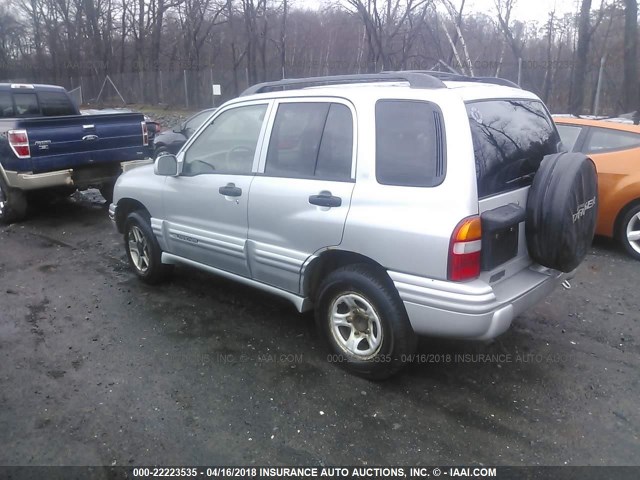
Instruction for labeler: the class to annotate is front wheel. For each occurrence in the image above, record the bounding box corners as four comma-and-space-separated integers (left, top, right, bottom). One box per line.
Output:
315, 264, 416, 380
99, 183, 115, 204
619, 204, 640, 261
154, 146, 169, 159
124, 211, 172, 284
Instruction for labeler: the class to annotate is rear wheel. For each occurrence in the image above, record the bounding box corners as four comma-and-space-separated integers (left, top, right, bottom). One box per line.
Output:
315, 264, 416, 380
618, 204, 640, 261
0, 176, 27, 225
124, 211, 172, 284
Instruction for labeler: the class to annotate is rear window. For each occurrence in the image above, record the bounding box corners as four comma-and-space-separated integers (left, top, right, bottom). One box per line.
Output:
467, 99, 559, 198
38, 91, 76, 116
375, 100, 445, 187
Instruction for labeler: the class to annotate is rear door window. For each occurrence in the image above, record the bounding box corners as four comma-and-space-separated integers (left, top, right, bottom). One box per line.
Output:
375, 100, 445, 187
37, 91, 76, 116
13, 93, 40, 116
467, 99, 559, 198
584, 127, 640, 153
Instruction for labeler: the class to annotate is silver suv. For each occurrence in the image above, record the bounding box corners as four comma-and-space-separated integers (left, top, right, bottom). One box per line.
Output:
110, 72, 598, 379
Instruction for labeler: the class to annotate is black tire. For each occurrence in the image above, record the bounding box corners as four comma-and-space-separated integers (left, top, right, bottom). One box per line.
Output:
99, 183, 115, 204
124, 211, 172, 284
315, 264, 416, 380
0, 175, 28, 225
618, 203, 640, 261
526, 152, 598, 272
28, 187, 74, 207
154, 146, 169, 159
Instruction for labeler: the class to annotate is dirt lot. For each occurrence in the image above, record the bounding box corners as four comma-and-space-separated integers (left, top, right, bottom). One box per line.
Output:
0, 192, 638, 467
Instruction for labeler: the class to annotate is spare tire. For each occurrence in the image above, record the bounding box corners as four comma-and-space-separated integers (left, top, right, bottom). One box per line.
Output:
526, 152, 598, 272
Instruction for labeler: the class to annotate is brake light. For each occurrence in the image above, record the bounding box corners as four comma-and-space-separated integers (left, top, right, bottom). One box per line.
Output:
448, 216, 482, 281
8, 129, 30, 158
141, 121, 149, 146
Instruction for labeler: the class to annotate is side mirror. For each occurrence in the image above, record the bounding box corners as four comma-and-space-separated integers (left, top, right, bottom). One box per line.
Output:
154, 154, 178, 176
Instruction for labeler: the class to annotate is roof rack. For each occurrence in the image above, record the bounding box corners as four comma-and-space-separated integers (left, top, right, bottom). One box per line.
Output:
399, 70, 521, 89
240, 71, 446, 96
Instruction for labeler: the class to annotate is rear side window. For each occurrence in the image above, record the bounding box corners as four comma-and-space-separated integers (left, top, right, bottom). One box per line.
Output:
556, 124, 583, 152
13, 93, 40, 116
584, 127, 640, 153
0, 92, 13, 117
265, 102, 353, 181
38, 91, 76, 116
375, 100, 445, 187
467, 99, 559, 198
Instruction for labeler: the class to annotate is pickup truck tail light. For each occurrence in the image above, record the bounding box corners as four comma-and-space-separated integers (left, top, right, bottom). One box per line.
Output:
141, 121, 149, 146
8, 129, 31, 159
448, 216, 482, 281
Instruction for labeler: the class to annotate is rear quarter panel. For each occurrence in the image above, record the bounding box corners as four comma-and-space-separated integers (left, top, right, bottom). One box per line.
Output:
340, 90, 478, 281
590, 147, 640, 237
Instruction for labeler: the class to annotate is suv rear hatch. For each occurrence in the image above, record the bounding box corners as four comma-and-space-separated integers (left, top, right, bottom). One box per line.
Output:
465, 99, 560, 284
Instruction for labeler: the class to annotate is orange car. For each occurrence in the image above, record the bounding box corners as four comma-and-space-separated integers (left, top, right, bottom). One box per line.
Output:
554, 116, 640, 260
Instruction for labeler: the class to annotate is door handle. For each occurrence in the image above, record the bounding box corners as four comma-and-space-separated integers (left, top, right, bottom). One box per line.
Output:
82, 134, 99, 141
219, 183, 242, 197
309, 192, 342, 208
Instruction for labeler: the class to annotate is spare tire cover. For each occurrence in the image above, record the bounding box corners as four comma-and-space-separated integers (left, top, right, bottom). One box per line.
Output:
526, 152, 598, 272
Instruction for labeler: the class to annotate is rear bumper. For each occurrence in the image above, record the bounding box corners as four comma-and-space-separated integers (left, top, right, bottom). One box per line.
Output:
2, 159, 153, 191
4, 169, 74, 190
389, 266, 574, 340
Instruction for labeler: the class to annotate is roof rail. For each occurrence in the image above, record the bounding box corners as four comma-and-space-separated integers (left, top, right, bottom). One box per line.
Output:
240, 71, 446, 96
398, 70, 521, 89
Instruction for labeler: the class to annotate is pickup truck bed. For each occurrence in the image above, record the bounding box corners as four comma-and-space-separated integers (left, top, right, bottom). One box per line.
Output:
0, 83, 152, 223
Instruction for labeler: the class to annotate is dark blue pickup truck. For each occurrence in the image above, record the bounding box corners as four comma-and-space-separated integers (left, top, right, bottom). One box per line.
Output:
0, 83, 152, 223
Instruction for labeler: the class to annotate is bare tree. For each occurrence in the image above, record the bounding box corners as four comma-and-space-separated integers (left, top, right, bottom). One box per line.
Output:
343, 0, 432, 72
569, 0, 606, 114
622, 0, 637, 112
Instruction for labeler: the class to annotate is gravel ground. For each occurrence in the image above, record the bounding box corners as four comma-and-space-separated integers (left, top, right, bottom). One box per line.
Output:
0, 191, 638, 467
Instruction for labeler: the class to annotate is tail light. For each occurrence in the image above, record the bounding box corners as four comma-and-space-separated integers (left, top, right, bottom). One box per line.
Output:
141, 121, 149, 146
448, 216, 482, 281
8, 129, 30, 158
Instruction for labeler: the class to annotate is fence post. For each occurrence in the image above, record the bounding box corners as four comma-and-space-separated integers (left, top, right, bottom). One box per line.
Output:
517, 57, 522, 86
593, 56, 606, 116
184, 70, 189, 108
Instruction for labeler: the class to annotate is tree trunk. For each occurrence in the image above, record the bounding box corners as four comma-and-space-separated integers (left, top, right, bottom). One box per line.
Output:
569, 0, 593, 115
623, 0, 638, 112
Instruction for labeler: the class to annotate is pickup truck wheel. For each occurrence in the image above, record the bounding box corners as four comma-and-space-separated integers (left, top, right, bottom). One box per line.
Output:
0, 176, 27, 225
618, 204, 640, 261
124, 211, 171, 284
315, 264, 416, 380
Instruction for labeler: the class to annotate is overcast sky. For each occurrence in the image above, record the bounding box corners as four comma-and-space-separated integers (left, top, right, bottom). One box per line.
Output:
468, 0, 579, 23
300, 0, 581, 25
